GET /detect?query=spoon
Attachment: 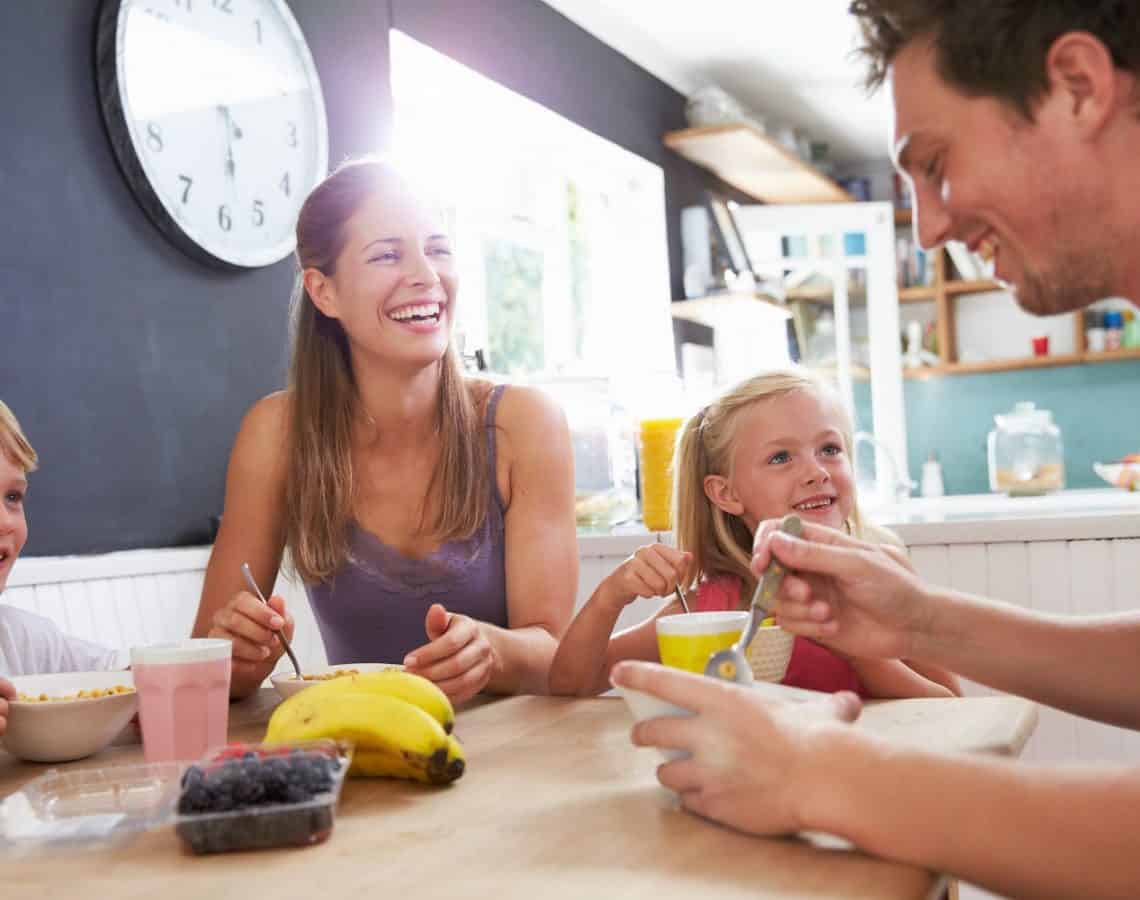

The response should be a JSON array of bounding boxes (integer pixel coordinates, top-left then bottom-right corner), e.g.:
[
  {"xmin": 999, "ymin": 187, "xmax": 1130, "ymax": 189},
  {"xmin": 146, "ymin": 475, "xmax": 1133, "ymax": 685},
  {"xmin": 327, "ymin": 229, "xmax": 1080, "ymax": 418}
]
[
  {"xmin": 704, "ymin": 514, "xmax": 803, "ymax": 684},
  {"xmin": 241, "ymin": 562, "xmax": 303, "ymax": 680},
  {"xmin": 673, "ymin": 582, "xmax": 691, "ymax": 614}
]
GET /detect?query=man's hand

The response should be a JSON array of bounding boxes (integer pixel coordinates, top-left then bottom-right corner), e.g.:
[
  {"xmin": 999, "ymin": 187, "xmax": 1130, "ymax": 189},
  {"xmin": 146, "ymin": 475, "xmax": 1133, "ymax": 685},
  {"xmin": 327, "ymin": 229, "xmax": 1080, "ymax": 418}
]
[
  {"xmin": 613, "ymin": 661, "xmax": 861, "ymax": 836},
  {"xmin": 752, "ymin": 520, "xmax": 929, "ymax": 661}
]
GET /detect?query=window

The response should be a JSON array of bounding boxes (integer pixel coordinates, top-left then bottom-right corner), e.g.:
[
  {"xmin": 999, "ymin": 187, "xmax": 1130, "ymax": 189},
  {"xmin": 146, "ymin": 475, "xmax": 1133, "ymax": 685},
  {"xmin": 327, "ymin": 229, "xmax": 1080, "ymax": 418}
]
[{"xmin": 389, "ymin": 31, "xmax": 674, "ymax": 382}]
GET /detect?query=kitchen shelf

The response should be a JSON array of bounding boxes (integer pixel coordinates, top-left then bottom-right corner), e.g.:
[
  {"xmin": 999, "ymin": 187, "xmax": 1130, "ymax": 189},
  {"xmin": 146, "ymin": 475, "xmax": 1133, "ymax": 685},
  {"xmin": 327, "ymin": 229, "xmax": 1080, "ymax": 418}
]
[
  {"xmin": 903, "ymin": 348, "xmax": 1140, "ymax": 379},
  {"xmin": 898, "ymin": 285, "xmax": 936, "ymax": 303},
  {"xmin": 663, "ymin": 124, "xmax": 854, "ymax": 205},
  {"xmin": 944, "ymin": 278, "xmax": 1003, "ymax": 296},
  {"xmin": 670, "ymin": 290, "xmax": 791, "ymax": 328}
]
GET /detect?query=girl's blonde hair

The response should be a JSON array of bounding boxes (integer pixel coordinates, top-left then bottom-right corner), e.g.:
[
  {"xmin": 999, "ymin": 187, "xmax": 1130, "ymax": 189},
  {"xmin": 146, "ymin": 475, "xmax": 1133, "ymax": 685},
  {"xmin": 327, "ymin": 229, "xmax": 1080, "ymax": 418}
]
[
  {"xmin": 0, "ymin": 400, "xmax": 38, "ymax": 473},
  {"xmin": 284, "ymin": 158, "xmax": 486, "ymax": 584},
  {"xmin": 672, "ymin": 369, "xmax": 864, "ymax": 598}
]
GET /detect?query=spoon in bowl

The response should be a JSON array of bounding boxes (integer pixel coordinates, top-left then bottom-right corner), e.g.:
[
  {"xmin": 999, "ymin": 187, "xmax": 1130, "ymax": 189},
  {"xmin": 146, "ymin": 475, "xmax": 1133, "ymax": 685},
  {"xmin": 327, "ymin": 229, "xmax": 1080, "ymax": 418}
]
[
  {"xmin": 241, "ymin": 562, "xmax": 303, "ymax": 680},
  {"xmin": 704, "ymin": 514, "xmax": 803, "ymax": 684}
]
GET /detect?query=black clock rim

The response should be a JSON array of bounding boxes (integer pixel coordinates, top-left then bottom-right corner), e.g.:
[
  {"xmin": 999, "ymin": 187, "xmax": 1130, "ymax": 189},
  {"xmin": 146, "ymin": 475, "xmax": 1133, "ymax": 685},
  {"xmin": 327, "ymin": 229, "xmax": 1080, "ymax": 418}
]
[{"xmin": 95, "ymin": 0, "xmax": 255, "ymax": 272}]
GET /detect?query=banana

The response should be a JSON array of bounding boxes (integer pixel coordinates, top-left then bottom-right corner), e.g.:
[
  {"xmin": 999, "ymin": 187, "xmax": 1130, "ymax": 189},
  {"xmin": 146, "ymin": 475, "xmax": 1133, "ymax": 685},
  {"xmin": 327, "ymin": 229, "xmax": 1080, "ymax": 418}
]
[
  {"xmin": 289, "ymin": 669, "xmax": 455, "ymax": 734},
  {"xmin": 264, "ymin": 692, "xmax": 466, "ymax": 785}
]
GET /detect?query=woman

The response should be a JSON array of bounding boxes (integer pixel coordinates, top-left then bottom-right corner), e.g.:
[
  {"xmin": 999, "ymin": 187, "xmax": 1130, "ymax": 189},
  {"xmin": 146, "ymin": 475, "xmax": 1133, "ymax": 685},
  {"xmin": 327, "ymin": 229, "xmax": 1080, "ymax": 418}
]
[{"xmin": 193, "ymin": 159, "xmax": 577, "ymax": 702}]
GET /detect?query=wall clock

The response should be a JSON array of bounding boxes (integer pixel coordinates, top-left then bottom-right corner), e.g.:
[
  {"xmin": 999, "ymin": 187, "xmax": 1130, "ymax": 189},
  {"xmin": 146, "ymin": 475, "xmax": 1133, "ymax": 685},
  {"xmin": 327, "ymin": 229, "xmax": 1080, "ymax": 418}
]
[{"xmin": 95, "ymin": 0, "xmax": 329, "ymax": 269}]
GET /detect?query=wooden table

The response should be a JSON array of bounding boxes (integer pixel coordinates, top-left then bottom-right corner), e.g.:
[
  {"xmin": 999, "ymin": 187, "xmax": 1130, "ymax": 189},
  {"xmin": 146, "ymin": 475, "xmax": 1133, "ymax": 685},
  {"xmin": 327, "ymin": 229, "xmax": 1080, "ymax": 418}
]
[{"xmin": 1, "ymin": 692, "xmax": 1037, "ymax": 900}]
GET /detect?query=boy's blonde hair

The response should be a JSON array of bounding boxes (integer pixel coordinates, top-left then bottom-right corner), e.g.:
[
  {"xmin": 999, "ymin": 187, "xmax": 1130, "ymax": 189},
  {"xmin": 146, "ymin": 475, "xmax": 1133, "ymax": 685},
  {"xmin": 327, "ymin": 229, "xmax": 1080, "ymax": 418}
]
[
  {"xmin": 672, "ymin": 369, "xmax": 864, "ymax": 599},
  {"xmin": 0, "ymin": 400, "xmax": 38, "ymax": 473}
]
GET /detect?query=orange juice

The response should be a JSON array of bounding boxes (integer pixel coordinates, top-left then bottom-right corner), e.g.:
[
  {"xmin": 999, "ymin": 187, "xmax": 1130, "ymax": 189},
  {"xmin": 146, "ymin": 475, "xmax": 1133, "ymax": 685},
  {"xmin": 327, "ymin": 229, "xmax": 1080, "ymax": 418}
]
[{"xmin": 638, "ymin": 417, "xmax": 684, "ymax": 531}]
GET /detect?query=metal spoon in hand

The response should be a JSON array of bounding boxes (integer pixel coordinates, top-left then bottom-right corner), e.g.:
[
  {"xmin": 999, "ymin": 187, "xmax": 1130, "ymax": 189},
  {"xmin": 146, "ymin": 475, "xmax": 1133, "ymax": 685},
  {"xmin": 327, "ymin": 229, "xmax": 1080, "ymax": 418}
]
[
  {"xmin": 704, "ymin": 514, "xmax": 803, "ymax": 684},
  {"xmin": 240, "ymin": 562, "xmax": 303, "ymax": 680}
]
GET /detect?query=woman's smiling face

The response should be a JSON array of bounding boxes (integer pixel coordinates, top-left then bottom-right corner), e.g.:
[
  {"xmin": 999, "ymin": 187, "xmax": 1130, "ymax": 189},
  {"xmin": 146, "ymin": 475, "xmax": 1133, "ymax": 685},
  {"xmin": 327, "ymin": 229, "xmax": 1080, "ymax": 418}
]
[{"xmin": 307, "ymin": 178, "xmax": 458, "ymax": 368}]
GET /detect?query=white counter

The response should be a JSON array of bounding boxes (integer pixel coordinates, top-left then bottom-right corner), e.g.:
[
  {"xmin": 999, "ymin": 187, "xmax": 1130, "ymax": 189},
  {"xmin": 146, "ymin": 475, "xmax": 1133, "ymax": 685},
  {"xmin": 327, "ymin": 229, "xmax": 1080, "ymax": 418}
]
[
  {"xmin": 868, "ymin": 488, "xmax": 1140, "ymax": 545},
  {"xmin": 577, "ymin": 488, "xmax": 1140, "ymax": 554}
]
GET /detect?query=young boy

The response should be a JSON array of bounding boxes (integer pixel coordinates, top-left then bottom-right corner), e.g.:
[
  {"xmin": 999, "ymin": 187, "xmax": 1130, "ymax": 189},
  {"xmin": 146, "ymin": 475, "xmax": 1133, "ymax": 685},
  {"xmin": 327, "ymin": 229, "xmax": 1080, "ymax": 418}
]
[{"xmin": 0, "ymin": 400, "xmax": 122, "ymax": 736}]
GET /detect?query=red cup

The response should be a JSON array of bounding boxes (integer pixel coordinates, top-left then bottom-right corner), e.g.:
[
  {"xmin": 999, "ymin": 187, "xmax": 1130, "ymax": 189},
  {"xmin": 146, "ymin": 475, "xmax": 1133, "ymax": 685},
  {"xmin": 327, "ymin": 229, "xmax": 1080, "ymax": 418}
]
[{"xmin": 1032, "ymin": 336, "xmax": 1049, "ymax": 356}]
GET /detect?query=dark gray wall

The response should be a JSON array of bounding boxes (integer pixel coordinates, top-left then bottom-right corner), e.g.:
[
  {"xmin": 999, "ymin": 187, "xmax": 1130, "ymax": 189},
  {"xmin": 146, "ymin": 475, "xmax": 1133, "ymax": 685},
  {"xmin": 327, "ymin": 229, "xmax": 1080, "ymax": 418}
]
[{"xmin": 1, "ymin": 0, "xmax": 714, "ymax": 556}]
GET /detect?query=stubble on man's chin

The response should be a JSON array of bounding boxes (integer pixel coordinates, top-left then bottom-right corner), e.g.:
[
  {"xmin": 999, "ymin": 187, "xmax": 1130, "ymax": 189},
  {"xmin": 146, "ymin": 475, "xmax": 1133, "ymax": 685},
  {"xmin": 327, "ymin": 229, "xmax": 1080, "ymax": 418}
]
[{"xmin": 1014, "ymin": 253, "xmax": 1115, "ymax": 317}]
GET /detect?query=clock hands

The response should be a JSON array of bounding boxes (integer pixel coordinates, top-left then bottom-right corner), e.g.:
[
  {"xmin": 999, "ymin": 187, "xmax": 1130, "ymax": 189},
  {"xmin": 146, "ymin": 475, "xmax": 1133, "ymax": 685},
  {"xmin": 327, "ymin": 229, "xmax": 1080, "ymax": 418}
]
[{"xmin": 218, "ymin": 104, "xmax": 243, "ymax": 181}]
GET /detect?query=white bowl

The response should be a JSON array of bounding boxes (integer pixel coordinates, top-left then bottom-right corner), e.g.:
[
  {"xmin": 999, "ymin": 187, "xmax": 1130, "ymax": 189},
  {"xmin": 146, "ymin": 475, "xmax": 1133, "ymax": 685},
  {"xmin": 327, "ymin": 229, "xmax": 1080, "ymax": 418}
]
[
  {"xmin": 4, "ymin": 671, "xmax": 138, "ymax": 763},
  {"xmin": 270, "ymin": 662, "xmax": 403, "ymax": 700},
  {"xmin": 1094, "ymin": 462, "xmax": 1140, "ymax": 491},
  {"xmin": 614, "ymin": 680, "xmax": 827, "ymax": 761}
]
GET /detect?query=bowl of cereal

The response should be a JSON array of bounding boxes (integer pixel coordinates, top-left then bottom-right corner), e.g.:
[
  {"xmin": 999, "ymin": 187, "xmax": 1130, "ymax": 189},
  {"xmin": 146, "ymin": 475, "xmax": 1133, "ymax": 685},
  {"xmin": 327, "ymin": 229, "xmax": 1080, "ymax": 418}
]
[
  {"xmin": 4, "ymin": 670, "xmax": 138, "ymax": 763},
  {"xmin": 270, "ymin": 662, "xmax": 403, "ymax": 701}
]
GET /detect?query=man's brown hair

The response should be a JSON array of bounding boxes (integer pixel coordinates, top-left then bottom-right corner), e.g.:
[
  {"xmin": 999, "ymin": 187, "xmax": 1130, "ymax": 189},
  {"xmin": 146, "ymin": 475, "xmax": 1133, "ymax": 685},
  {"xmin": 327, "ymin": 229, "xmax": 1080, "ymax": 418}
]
[{"xmin": 849, "ymin": 1, "xmax": 1139, "ymax": 117}]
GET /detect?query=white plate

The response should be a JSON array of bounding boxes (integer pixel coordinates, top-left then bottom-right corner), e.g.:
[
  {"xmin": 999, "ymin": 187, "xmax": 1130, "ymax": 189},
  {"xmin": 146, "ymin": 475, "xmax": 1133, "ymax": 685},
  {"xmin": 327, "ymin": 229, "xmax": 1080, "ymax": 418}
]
[
  {"xmin": 1093, "ymin": 462, "xmax": 1140, "ymax": 491},
  {"xmin": 270, "ymin": 662, "xmax": 403, "ymax": 700},
  {"xmin": 4, "ymin": 671, "xmax": 138, "ymax": 763}
]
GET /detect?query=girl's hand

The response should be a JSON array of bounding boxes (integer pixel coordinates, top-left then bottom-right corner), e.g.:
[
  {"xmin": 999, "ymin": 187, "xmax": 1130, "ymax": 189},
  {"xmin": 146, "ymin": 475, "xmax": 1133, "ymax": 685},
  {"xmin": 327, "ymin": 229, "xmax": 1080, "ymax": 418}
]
[
  {"xmin": 207, "ymin": 591, "xmax": 295, "ymax": 684},
  {"xmin": 601, "ymin": 544, "xmax": 692, "ymax": 611},
  {"xmin": 404, "ymin": 604, "xmax": 495, "ymax": 704},
  {"xmin": 0, "ymin": 677, "xmax": 14, "ymax": 737}
]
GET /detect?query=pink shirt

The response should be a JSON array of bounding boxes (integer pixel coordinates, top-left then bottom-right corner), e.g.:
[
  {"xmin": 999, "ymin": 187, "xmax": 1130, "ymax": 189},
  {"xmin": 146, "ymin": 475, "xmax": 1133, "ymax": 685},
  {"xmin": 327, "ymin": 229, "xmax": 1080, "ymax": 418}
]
[{"xmin": 696, "ymin": 575, "xmax": 866, "ymax": 697}]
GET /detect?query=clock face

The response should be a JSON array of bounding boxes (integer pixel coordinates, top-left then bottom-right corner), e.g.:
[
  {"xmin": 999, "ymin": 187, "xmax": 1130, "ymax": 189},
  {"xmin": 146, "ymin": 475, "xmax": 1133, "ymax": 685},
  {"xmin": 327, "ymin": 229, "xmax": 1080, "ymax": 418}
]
[{"xmin": 96, "ymin": 0, "xmax": 328, "ymax": 268}]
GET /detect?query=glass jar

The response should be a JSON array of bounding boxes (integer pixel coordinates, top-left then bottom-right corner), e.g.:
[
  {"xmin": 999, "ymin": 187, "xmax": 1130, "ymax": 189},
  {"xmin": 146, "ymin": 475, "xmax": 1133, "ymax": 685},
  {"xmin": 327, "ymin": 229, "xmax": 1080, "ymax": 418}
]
[
  {"xmin": 532, "ymin": 377, "xmax": 638, "ymax": 531},
  {"xmin": 987, "ymin": 401, "xmax": 1065, "ymax": 496}
]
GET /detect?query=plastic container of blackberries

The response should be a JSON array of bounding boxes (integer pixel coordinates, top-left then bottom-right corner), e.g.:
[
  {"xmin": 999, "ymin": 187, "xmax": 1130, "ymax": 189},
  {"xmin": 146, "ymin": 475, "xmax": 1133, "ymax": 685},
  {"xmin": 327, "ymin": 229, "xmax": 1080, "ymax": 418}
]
[
  {"xmin": 173, "ymin": 740, "xmax": 352, "ymax": 854},
  {"xmin": 0, "ymin": 740, "xmax": 353, "ymax": 857}
]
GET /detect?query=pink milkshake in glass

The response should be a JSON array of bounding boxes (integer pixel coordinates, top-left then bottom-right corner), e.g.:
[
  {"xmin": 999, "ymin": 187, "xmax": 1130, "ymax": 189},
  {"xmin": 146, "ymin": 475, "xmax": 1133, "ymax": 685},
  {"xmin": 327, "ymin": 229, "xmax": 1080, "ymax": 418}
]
[{"xmin": 131, "ymin": 639, "xmax": 232, "ymax": 762}]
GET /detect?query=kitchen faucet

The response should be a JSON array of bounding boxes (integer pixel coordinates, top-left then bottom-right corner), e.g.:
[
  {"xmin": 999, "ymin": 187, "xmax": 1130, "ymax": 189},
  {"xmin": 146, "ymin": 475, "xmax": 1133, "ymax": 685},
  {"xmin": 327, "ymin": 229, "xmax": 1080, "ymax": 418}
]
[{"xmin": 853, "ymin": 431, "xmax": 916, "ymax": 504}]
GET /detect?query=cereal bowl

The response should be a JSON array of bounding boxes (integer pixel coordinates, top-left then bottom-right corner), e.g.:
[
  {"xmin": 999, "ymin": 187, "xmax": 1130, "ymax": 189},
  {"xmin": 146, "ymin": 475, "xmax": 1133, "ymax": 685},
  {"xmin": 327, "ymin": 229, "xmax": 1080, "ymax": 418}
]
[
  {"xmin": 614, "ymin": 679, "xmax": 827, "ymax": 762},
  {"xmin": 4, "ymin": 670, "xmax": 138, "ymax": 763},
  {"xmin": 270, "ymin": 662, "xmax": 404, "ymax": 700}
]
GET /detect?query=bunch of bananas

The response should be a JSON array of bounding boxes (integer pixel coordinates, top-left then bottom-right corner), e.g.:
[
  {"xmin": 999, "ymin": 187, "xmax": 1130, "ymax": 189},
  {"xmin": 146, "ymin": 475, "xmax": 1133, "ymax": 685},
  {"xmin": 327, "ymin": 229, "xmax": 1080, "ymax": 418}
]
[{"xmin": 264, "ymin": 670, "xmax": 465, "ymax": 785}]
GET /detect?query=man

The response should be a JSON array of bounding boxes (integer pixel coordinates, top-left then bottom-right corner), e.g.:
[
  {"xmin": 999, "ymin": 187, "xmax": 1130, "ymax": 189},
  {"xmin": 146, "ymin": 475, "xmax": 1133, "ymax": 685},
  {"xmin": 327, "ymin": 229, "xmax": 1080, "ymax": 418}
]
[{"xmin": 613, "ymin": 4, "xmax": 1140, "ymax": 898}]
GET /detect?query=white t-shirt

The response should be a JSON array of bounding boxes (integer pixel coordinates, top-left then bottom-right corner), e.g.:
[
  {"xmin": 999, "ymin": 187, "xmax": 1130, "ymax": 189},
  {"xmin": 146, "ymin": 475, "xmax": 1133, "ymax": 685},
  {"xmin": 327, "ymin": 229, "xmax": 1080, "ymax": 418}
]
[{"xmin": 0, "ymin": 604, "xmax": 124, "ymax": 677}]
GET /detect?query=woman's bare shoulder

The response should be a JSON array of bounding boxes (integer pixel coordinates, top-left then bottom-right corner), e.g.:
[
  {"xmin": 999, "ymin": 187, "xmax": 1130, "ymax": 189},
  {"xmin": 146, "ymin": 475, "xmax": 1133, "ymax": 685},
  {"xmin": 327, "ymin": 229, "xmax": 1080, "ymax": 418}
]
[
  {"xmin": 494, "ymin": 383, "xmax": 566, "ymax": 428},
  {"xmin": 232, "ymin": 391, "xmax": 290, "ymax": 465}
]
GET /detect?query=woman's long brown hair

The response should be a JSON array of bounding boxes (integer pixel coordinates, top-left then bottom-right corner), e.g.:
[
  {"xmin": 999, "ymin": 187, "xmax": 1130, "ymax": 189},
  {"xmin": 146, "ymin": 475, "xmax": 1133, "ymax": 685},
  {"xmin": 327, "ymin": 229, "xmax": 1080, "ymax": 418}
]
[{"xmin": 285, "ymin": 159, "xmax": 487, "ymax": 584}]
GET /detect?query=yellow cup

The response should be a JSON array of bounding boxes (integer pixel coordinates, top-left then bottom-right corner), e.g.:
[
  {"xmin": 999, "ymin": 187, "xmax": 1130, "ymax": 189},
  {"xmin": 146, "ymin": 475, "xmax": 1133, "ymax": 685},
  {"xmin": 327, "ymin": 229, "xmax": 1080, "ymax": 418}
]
[
  {"xmin": 656, "ymin": 611, "xmax": 749, "ymax": 674},
  {"xmin": 639, "ymin": 417, "xmax": 684, "ymax": 532}
]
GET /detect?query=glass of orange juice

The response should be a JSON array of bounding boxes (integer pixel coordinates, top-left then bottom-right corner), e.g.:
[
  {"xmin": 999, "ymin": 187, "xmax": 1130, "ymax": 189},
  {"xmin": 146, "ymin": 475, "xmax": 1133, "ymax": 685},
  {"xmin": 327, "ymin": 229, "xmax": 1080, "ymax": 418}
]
[{"xmin": 638, "ymin": 416, "xmax": 684, "ymax": 532}]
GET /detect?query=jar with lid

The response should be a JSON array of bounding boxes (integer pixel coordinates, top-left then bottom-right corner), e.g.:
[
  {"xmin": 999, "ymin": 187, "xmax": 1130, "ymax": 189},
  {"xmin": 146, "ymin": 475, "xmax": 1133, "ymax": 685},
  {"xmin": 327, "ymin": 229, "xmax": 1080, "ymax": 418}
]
[{"xmin": 987, "ymin": 401, "xmax": 1065, "ymax": 496}]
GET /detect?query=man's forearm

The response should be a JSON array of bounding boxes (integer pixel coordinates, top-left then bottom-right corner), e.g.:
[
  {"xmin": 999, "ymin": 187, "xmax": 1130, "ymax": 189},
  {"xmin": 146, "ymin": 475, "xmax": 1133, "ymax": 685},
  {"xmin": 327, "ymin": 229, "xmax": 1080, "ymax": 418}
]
[
  {"xmin": 809, "ymin": 731, "xmax": 1140, "ymax": 899},
  {"xmin": 910, "ymin": 587, "xmax": 1140, "ymax": 728}
]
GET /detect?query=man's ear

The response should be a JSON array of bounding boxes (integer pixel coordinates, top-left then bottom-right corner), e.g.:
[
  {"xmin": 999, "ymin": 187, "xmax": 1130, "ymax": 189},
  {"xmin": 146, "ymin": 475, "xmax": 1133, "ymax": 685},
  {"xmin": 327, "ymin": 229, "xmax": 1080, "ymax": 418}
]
[
  {"xmin": 1042, "ymin": 32, "xmax": 1119, "ymax": 134},
  {"xmin": 703, "ymin": 474, "xmax": 744, "ymax": 516},
  {"xmin": 303, "ymin": 268, "xmax": 340, "ymax": 320}
]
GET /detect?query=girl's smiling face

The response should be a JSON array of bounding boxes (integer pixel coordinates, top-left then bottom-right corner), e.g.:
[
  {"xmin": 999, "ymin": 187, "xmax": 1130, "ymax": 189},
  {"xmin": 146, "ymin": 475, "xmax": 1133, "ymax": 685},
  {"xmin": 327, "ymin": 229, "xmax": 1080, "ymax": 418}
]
[
  {"xmin": 0, "ymin": 451, "xmax": 28, "ymax": 593},
  {"xmin": 704, "ymin": 389, "xmax": 855, "ymax": 534}
]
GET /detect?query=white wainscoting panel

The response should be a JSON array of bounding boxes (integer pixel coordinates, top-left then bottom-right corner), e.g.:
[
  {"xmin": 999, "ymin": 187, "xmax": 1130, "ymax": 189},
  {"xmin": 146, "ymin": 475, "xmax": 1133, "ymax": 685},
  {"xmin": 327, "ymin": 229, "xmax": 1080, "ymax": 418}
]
[{"xmin": 4, "ymin": 547, "xmax": 328, "ymax": 674}]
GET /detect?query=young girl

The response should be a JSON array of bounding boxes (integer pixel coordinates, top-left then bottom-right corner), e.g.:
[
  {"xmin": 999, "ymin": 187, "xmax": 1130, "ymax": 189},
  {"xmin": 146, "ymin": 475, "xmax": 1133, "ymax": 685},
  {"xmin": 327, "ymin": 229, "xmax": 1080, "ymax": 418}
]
[
  {"xmin": 548, "ymin": 369, "xmax": 960, "ymax": 698},
  {"xmin": 0, "ymin": 401, "xmax": 124, "ymax": 736}
]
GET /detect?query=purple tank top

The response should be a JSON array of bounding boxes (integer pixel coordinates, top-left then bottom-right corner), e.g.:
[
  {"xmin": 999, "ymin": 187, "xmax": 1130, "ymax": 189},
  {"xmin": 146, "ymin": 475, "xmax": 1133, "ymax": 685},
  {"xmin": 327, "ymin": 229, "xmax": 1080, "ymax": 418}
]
[{"xmin": 305, "ymin": 384, "xmax": 509, "ymax": 664}]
